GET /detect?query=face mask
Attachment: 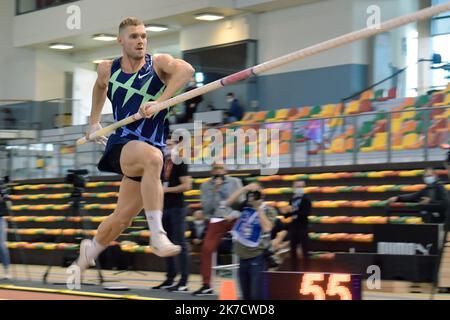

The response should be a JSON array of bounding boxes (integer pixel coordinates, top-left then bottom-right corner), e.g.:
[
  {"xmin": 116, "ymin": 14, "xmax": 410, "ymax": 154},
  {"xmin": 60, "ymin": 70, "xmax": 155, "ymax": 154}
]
[
  {"xmin": 294, "ymin": 188, "xmax": 304, "ymax": 196},
  {"xmin": 194, "ymin": 220, "xmax": 203, "ymax": 225},
  {"xmin": 214, "ymin": 174, "xmax": 225, "ymax": 181},
  {"xmin": 424, "ymin": 176, "xmax": 436, "ymax": 184},
  {"xmin": 227, "ymin": 98, "xmax": 233, "ymax": 104}
]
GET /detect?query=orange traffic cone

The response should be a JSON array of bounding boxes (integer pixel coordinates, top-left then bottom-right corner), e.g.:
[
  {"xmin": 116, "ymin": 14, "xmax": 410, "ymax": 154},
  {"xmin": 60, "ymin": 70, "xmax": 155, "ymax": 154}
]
[{"xmin": 219, "ymin": 280, "xmax": 238, "ymax": 300}]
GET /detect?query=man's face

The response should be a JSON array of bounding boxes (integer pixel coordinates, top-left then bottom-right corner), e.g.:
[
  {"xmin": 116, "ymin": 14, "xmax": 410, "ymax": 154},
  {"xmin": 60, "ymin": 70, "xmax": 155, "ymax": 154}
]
[
  {"xmin": 293, "ymin": 181, "xmax": 305, "ymax": 189},
  {"xmin": 211, "ymin": 167, "xmax": 226, "ymax": 177},
  {"xmin": 424, "ymin": 169, "xmax": 435, "ymax": 179},
  {"xmin": 193, "ymin": 211, "xmax": 204, "ymax": 221},
  {"xmin": 118, "ymin": 25, "xmax": 147, "ymax": 60}
]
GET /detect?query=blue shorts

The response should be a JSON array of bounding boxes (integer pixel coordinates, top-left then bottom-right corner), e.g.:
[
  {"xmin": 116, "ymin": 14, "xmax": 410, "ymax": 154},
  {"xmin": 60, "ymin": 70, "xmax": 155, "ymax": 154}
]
[{"xmin": 98, "ymin": 142, "xmax": 164, "ymax": 183}]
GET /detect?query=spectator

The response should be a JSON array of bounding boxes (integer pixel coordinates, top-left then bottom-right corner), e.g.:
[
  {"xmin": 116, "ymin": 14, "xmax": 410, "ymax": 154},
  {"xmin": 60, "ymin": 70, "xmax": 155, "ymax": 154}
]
[
  {"xmin": 192, "ymin": 163, "xmax": 244, "ymax": 296},
  {"xmin": 187, "ymin": 210, "xmax": 208, "ymax": 251},
  {"xmin": 388, "ymin": 167, "xmax": 449, "ymax": 224},
  {"xmin": 229, "ymin": 183, "xmax": 275, "ymax": 300},
  {"xmin": 0, "ymin": 190, "xmax": 11, "ymax": 280},
  {"xmin": 183, "ymin": 77, "xmax": 203, "ymax": 123},
  {"xmin": 285, "ymin": 180, "xmax": 311, "ymax": 271},
  {"xmin": 225, "ymin": 92, "xmax": 243, "ymax": 123},
  {"xmin": 153, "ymin": 135, "xmax": 193, "ymax": 292}
]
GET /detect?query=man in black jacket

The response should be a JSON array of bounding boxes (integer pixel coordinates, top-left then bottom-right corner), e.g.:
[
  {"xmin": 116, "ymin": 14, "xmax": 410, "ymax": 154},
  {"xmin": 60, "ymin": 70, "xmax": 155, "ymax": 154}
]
[
  {"xmin": 187, "ymin": 210, "xmax": 208, "ymax": 249},
  {"xmin": 388, "ymin": 167, "xmax": 448, "ymax": 224},
  {"xmin": 286, "ymin": 180, "xmax": 311, "ymax": 271},
  {"xmin": 0, "ymin": 181, "xmax": 11, "ymax": 279}
]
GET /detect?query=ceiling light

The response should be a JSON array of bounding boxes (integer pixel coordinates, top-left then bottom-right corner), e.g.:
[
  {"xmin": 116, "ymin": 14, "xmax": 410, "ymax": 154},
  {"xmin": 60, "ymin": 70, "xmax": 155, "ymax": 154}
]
[
  {"xmin": 92, "ymin": 34, "xmax": 116, "ymax": 41},
  {"xmin": 93, "ymin": 59, "xmax": 107, "ymax": 64},
  {"xmin": 145, "ymin": 24, "xmax": 168, "ymax": 32},
  {"xmin": 195, "ymin": 13, "xmax": 224, "ymax": 21},
  {"xmin": 49, "ymin": 43, "xmax": 74, "ymax": 50}
]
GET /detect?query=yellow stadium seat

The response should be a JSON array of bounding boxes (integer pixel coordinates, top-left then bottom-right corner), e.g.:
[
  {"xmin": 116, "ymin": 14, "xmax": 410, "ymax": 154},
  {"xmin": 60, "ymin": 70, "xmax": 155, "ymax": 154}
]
[
  {"xmin": 400, "ymin": 110, "xmax": 415, "ymax": 121},
  {"xmin": 325, "ymin": 138, "xmax": 345, "ymax": 154},
  {"xmin": 274, "ymin": 108, "xmax": 289, "ymax": 120},
  {"xmin": 402, "ymin": 133, "xmax": 423, "ymax": 150},
  {"xmin": 344, "ymin": 100, "xmax": 360, "ymax": 115},
  {"xmin": 328, "ymin": 117, "xmax": 344, "ymax": 128},
  {"xmin": 373, "ymin": 132, "xmax": 388, "ymax": 151},
  {"xmin": 391, "ymin": 119, "xmax": 403, "ymax": 132},
  {"xmin": 313, "ymin": 104, "xmax": 335, "ymax": 118}
]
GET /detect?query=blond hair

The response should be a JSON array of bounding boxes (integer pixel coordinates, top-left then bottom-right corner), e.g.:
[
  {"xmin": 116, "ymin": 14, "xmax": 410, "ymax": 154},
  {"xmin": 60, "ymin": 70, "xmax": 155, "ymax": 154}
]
[{"xmin": 119, "ymin": 17, "xmax": 144, "ymax": 33}]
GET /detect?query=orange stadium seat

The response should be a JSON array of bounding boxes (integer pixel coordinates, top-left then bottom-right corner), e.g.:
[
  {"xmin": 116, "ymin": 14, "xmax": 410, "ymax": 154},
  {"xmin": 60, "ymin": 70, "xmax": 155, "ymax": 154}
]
[{"xmin": 360, "ymin": 90, "xmax": 374, "ymax": 100}]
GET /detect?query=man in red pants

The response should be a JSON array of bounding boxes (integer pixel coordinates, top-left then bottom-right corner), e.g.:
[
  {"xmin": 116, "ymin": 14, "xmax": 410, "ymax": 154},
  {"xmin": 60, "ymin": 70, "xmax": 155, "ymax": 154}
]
[{"xmin": 192, "ymin": 163, "xmax": 244, "ymax": 296}]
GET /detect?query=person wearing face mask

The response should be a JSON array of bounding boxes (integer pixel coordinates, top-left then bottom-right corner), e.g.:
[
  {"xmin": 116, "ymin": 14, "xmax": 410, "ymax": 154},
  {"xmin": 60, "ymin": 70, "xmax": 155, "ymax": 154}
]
[
  {"xmin": 182, "ymin": 77, "xmax": 203, "ymax": 123},
  {"xmin": 228, "ymin": 183, "xmax": 275, "ymax": 300},
  {"xmin": 153, "ymin": 135, "xmax": 193, "ymax": 292},
  {"xmin": 0, "ymin": 187, "xmax": 11, "ymax": 280},
  {"xmin": 388, "ymin": 167, "xmax": 448, "ymax": 224},
  {"xmin": 193, "ymin": 163, "xmax": 244, "ymax": 296},
  {"xmin": 285, "ymin": 180, "xmax": 311, "ymax": 271},
  {"xmin": 225, "ymin": 92, "xmax": 244, "ymax": 123},
  {"xmin": 187, "ymin": 210, "xmax": 208, "ymax": 251}
]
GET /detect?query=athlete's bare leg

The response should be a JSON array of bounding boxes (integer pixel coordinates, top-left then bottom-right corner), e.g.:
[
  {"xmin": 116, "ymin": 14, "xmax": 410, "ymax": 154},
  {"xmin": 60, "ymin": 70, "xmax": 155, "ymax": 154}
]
[
  {"xmin": 120, "ymin": 141, "xmax": 180, "ymax": 257},
  {"xmin": 74, "ymin": 176, "xmax": 143, "ymax": 271},
  {"xmin": 95, "ymin": 176, "xmax": 143, "ymax": 245},
  {"xmin": 120, "ymin": 141, "xmax": 163, "ymax": 211}
]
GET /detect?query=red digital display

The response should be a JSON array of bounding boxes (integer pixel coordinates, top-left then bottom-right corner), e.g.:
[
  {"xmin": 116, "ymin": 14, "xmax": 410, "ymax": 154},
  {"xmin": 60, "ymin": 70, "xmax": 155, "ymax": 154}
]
[{"xmin": 263, "ymin": 272, "xmax": 361, "ymax": 300}]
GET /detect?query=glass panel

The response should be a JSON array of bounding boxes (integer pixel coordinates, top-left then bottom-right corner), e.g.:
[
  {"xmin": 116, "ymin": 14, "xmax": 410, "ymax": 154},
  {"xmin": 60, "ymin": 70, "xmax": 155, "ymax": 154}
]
[{"xmin": 17, "ymin": 0, "xmax": 79, "ymax": 15}]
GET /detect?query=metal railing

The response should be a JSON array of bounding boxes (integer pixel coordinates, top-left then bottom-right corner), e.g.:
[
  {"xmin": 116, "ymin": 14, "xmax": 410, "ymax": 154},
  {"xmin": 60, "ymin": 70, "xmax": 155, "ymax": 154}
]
[{"xmin": 1, "ymin": 104, "xmax": 448, "ymax": 180}]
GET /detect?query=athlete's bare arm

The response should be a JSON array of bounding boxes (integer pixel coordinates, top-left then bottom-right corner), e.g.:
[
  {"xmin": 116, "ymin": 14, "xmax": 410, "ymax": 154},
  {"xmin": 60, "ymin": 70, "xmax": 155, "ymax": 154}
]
[
  {"xmin": 86, "ymin": 60, "xmax": 112, "ymax": 144},
  {"xmin": 139, "ymin": 54, "xmax": 194, "ymax": 117},
  {"xmin": 90, "ymin": 60, "xmax": 112, "ymax": 124}
]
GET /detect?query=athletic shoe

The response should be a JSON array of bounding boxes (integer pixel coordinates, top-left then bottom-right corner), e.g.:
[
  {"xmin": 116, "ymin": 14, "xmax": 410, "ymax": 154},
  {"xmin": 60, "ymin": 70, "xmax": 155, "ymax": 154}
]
[
  {"xmin": 152, "ymin": 279, "xmax": 174, "ymax": 290},
  {"xmin": 151, "ymin": 232, "xmax": 181, "ymax": 257},
  {"xmin": 2, "ymin": 271, "xmax": 12, "ymax": 280},
  {"xmin": 168, "ymin": 284, "xmax": 189, "ymax": 293},
  {"xmin": 74, "ymin": 239, "xmax": 96, "ymax": 272},
  {"xmin": 192, "ymin": 285, "xmax": 215, "ymax": 296}
]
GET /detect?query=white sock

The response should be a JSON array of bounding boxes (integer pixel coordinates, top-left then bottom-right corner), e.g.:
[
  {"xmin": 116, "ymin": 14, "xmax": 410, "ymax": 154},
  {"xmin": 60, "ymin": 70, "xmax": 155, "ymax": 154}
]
[
  {"xmin": 86, "ymin": 238, "xmax": 106, "ymax": 260},
  {"xmin": 145, "ymin": 210, "xmax": 165, "ymax": 236}
]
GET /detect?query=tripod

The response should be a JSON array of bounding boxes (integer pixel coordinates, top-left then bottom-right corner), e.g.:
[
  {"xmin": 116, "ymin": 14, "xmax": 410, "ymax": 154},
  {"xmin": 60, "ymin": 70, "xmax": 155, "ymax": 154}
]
[{"xmin": 42, "ymin": 187, "xmax": 104, "ymax": 286}]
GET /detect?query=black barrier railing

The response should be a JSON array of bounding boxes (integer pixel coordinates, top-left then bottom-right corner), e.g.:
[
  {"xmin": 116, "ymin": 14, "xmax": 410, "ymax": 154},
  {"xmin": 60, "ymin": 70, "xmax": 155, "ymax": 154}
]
[{"xmin": 2, "ymin": 104, "xmax": 449, "ymax": 179}]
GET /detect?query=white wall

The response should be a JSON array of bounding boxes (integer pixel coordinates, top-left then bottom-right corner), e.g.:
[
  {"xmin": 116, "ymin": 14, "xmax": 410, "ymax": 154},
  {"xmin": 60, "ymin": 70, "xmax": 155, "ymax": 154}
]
[
  {"xmin": 13, "ymin": 0, "xmax": 231, "ymax": 47},
  {"xmin": 257, "ymin": 0, "xmax": 366, "ymax": 75},
  {"xmin": 72, "ymin": 33, "xmax": 181, "ymax": 63},
  {"xmin": 0, "ymin": 0, "xmax": 36, "ymax": 100},
  {"xmin": 180, "ymin": 14, "xmax": 257, "ymax": 51}
]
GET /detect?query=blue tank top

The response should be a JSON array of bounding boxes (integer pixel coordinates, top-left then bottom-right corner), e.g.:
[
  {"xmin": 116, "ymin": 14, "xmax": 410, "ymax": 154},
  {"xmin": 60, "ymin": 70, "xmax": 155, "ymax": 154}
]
[{"xmin": 105, "ymin": 54, "xmax": 168, "ymax": 152}]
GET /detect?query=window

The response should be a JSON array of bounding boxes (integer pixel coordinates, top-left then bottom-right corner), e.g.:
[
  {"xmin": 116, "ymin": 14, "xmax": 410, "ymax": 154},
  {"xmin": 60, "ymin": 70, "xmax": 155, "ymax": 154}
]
[
  {"xmin": 16, "ymin": 0, "xmax": 78, "ymax": 15},
  {"xmin": 431, "ymin": 34, "xmax": 450, "ymax": 89}
]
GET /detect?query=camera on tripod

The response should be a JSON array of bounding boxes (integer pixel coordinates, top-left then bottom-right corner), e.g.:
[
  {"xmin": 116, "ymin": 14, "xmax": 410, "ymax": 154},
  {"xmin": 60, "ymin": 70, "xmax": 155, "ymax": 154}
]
[{"xmin": 65, "ymin": 169, "xmax": 89, "ymax": 206}]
